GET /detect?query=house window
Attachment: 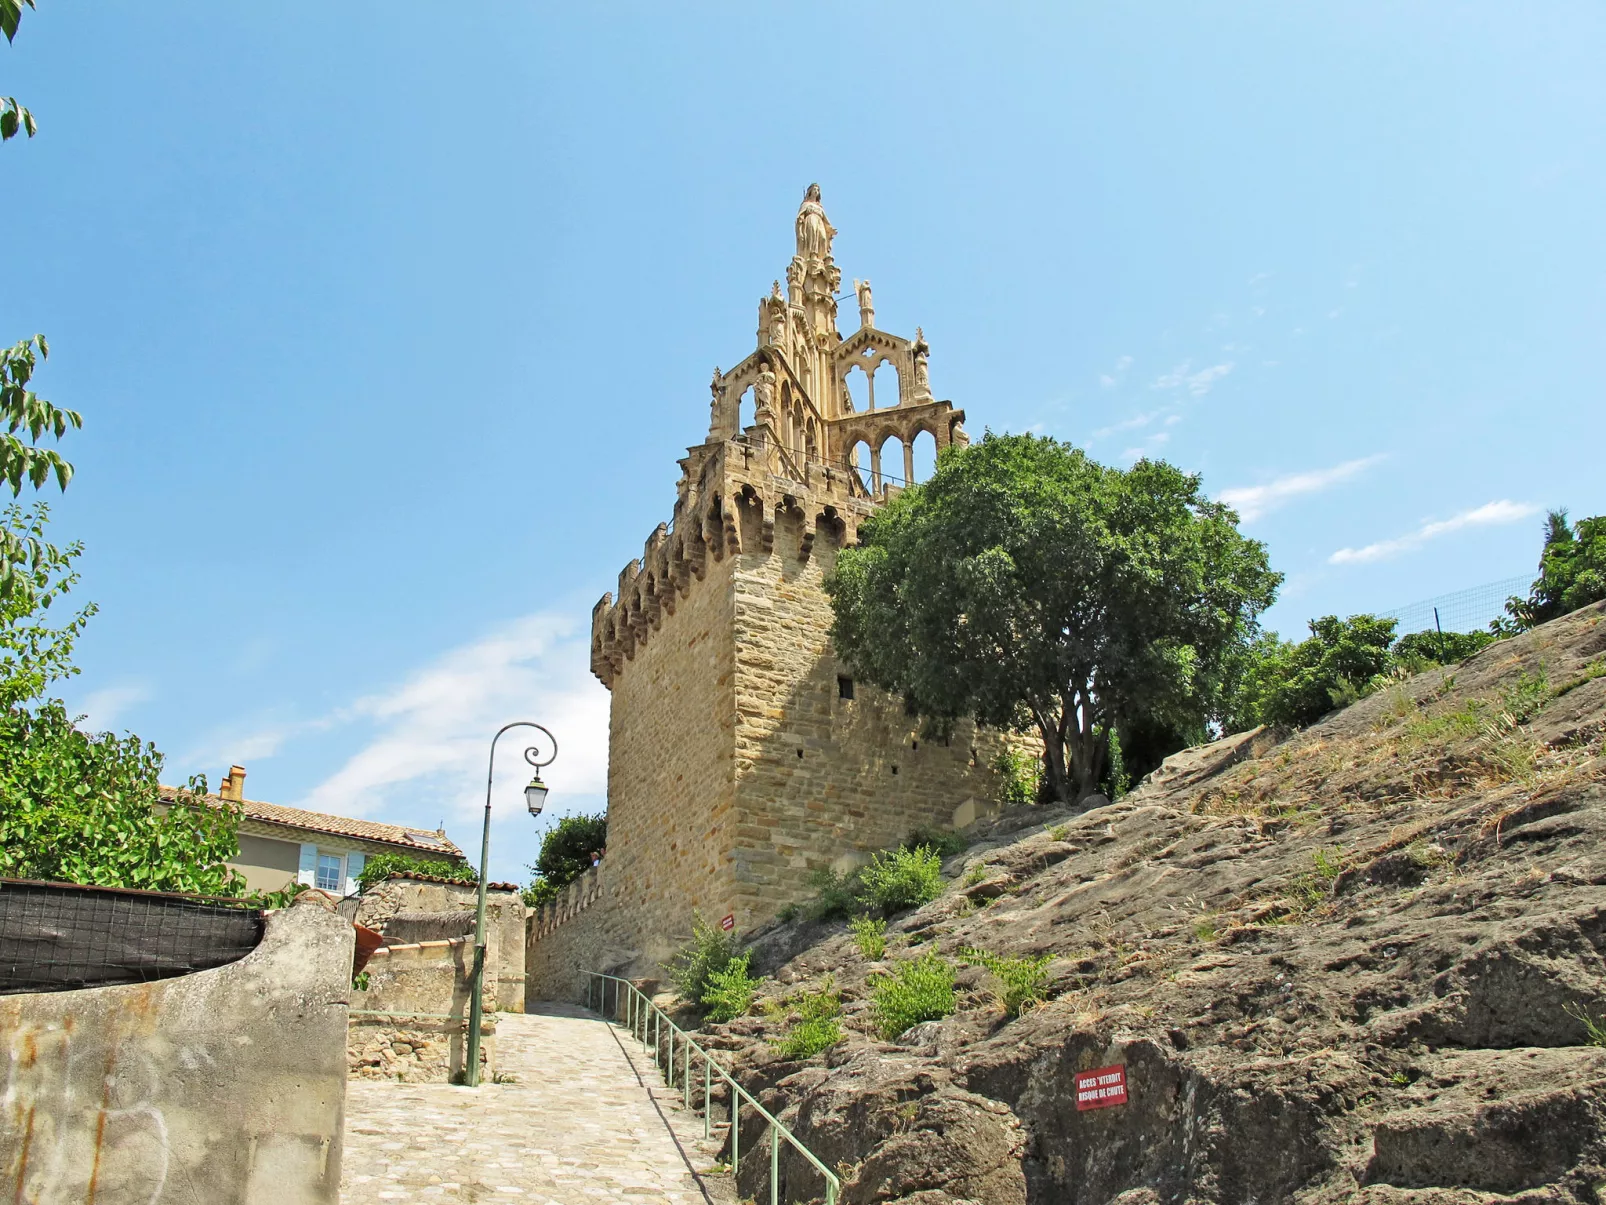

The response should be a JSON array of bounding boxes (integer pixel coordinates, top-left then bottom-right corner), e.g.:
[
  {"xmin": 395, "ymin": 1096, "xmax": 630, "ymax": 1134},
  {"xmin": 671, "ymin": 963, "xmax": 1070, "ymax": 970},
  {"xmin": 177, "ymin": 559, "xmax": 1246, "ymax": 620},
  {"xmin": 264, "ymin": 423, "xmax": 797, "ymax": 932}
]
[
  {"xmin": 316, "ymin": 853, "xmax": 344, "ymax": 892},
  {"xmin": 837, "ymin": 676, "xmax": 854, "ymax": 700}
]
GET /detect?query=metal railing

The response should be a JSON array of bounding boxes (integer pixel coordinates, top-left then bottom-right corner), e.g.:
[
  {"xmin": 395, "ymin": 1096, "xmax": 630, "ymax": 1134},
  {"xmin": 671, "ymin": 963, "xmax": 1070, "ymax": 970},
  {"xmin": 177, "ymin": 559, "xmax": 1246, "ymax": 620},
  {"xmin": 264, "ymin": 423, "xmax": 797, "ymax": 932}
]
[{"xmin": 584, "ymin": 971, "xmax": 840, "ymax": 1205}]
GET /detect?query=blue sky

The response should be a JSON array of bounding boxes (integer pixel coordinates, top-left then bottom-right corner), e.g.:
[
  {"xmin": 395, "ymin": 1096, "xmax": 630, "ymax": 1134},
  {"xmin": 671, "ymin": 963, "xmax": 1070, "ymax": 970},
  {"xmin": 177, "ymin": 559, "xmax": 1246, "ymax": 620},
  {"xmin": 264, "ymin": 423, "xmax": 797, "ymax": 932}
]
[{"xmin": 6, "ymin": 4, "xmax": 1603, "ymax": 884}]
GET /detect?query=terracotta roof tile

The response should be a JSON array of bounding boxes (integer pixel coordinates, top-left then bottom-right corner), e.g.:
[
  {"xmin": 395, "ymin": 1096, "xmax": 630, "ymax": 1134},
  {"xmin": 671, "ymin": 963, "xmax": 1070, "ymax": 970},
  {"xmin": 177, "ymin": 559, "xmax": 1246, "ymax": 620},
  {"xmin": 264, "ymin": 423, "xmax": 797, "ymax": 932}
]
[{"xmin": 158, "ymin": 787, "xmax": 465, "ymax": 859}]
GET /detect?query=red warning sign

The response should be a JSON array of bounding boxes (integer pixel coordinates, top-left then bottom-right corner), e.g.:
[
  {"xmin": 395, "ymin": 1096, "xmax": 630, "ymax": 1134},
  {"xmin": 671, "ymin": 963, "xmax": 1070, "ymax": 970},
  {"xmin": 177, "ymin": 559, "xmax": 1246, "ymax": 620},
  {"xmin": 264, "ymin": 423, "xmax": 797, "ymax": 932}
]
[
  {"xmin": 720, "ymin": 913, "xmax": 735, "ymax": 932},
  {"xmin": 1075, "ymin": 1064, "xmax": 1128, "ymax": 1110}
]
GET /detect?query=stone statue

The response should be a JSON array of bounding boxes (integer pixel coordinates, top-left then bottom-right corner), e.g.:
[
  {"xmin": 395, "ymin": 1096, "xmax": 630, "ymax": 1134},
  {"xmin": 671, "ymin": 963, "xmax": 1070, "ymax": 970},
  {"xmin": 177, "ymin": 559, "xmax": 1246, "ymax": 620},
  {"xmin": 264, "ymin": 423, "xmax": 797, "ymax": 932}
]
[
  {"xmin": 754, "ymin": 364, "xmax": 777, "ymax": 425},
  {"xmin": 768, "ymin": 298, "xmax": 788, "ymax": 348},
  {"xmin": 795, "ymin": 183, "xmax": 835, "ymax": 261},
  {"xmin": 855, "ymin": 278, "xmax": 875, "ymax": 329},
  {"xmin": 709, "ymin": 367, "xmax": 724, "ymax": 427},
  {"xmin": 912, "ymin": 328, "xmax": 932, "ymax": 400}
]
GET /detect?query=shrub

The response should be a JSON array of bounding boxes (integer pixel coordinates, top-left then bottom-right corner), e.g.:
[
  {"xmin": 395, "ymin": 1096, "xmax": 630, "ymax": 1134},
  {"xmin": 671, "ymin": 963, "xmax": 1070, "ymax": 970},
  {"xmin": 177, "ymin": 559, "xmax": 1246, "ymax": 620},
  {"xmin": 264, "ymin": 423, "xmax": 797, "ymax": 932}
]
[
  {"xmin": 701, "ymin": 954, "xmax": 758, "ymax": 1023},
  {"xmin": 870, "ymin": 952, "xmax": 957, "ymax": 1039},
  {"xmin": 850, "ymin": 915, "xmax": 887, "ymax": 960},
  {"xmin": 904, "ymin": 824, "xmax": 967, "ymax": 858},
  {"xmin": 860, "ymin": 845, "xmax": 944, "ymax": 915},
  {"xmin": 357, "ymin": 852, "xmax": 475, "ymax": 893},
  {"xmin": 805, "ymin": 866, "xmax": 862, "ymax": 922},
  {"xmin": 772, "ymin": 984, "xmax": 843, "ymax": 1059},
  {"xmin": 1394, "ymin": 628, "xmax": 1498, "ymax": 669},
  {"xmin": 1229, "ymin": 614, "xmax": 1398, "ymax": 729},
  {"xmin": 667, "ymin": 913, "xmax": 737, "ymax": 1006},
  {"xmin": 959, "ymin": 948, "xmax": 1053, "ymax": 1017},
  {"xmin": 992, "ymin": 748, "xmax": 1041, "ymax": 805}
]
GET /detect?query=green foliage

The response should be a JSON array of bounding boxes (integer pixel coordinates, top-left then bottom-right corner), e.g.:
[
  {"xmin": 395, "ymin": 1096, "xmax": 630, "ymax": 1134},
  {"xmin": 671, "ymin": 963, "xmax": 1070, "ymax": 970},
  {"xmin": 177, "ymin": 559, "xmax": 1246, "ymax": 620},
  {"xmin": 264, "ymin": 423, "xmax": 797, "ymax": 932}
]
[
  {"xmin": 0, "ymin": 341, "xmax": 80, "ymax": 604},
  {"xmin": 860, "ymin": 845, "xmax": 944, "ymax": 916},
  {"xmin": 668, "ymin": 912, "xmax": 738, "ymax": 1008},
  {"xmin": 2, "ymin": 0, "xmax": 39, "ymax": 143},
  {"xmin": 1225, "ymin": 614, "xmax": 1398, "ymax": 730},
  {"xmin": 958, "ymin": 948, "xmax": 1053, "ymax": 1017},
  {"xmin": 357, "ymin": 852, "xmax": 474, "ymax": 893},
  {"xmin": 701, "ymin": 953, "xmax": 758, "ymax": 1023},
  {"xmin": 1101, "ymin": 726, "xmax": 1130, "ymax": 799},
  {"xmin": 0, "ymin": 709, "xmax": 248, "ymax": 893},
  {"xmin": 1564, "ymin": 1001, "xmax": 1606, "ymax": 1048},
  {"xmin": 525, "ymin": 811, "xmax": 606, "ymax": 905},
  {"xmin": 1502, "ymin": 511, "xmax": 1606, "ymax": 631},
  {"xmin": 1394, "ymin": 628, "xmax": 1498, "ymax": 670},
  {"xmin": 771, "ymin": 983, "xmax": 843, "ymax": 1059},
  {"xmin": 903, "ymin": 824, "xmax": 967, "ymax": 858},
  {"xmin": 991, "ymin": 748, "xmax": 1041, "ymax": 805},
  {"xmin": 870, "ymin": 952, "xmax": 957, "ymax": 1039},
  {"xmin": 826, "ymin": 433, "xmax": 1281, "ymax": 802},
  {"xmin": 849, "ymin": 914, "xmax": 887, "ymax": 960},
  {"xmin": 804, "ymin": 865, "xmax": 862, "ymax": 922}
]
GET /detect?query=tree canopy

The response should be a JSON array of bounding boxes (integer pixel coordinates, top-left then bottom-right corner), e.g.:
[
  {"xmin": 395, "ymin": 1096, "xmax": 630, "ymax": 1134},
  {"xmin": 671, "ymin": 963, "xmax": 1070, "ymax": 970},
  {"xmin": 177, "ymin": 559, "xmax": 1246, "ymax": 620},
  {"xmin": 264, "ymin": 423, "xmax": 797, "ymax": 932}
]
[
  {"xmin": 1502, "ymin": 510, "xmax": 1606, "ymax": 631},
  {"xmin": 826, "ymin": 433, "xmax": 1281, "ymax": 802},
  {"xmin": 524, "ymin": 812, "xmax": 607, "ymax": 906}
]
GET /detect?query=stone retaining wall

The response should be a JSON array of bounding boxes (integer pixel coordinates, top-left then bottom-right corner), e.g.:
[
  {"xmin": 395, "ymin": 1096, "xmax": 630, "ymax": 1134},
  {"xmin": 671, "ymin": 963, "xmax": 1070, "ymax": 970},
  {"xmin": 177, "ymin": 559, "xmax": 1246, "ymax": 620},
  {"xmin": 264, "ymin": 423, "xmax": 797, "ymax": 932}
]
[{"xmin": 347, "ymin": 1013, "xmax": 495, "ymax": 1083}]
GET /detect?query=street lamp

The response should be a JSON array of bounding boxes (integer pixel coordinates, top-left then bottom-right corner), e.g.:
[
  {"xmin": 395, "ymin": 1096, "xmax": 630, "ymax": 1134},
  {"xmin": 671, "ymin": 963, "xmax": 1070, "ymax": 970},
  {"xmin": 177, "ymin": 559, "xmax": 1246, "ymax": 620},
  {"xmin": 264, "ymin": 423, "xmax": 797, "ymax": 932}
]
[{"xmin": 466, "ymin": 721, "xmax": 557, "ymax": 1087}]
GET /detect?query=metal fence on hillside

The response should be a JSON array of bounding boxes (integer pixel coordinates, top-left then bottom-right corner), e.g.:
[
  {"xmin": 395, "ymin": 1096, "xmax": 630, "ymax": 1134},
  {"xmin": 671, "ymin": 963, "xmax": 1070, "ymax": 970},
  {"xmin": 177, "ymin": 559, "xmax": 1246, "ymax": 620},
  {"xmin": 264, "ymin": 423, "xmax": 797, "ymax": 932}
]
[{"xmin": 1378, "ymin": 574, "xmax": 1532, "ymax": 635}]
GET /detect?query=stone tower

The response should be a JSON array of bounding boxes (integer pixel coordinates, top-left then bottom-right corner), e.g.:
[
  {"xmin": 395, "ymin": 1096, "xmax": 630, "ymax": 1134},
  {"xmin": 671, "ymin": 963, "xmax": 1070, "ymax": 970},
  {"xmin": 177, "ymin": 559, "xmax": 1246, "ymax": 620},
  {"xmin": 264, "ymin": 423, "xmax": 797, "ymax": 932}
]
[{"xmin": 589, "ymin": 187, "xmax": 1015, "ymax": 961}]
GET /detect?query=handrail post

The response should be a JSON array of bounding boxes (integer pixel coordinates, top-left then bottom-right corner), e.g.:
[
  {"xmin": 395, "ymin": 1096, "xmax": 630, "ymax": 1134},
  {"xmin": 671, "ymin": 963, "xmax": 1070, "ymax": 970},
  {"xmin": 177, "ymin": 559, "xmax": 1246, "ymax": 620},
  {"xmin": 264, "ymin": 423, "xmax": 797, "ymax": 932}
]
[
  {"xmin": 732, "ymin": 1091, "xmax": 739, "ymax": 1176},
  {"xmin": 703, "ymin": 1055, "xmax": 711, "ymax": 1141},
  {"xmin": 771, "ymin": 1124, "xmax": 780, "ymax": 1205},
  {"xmin": 683, "ymin": 1040, "xmax": 691, "ymax": 1109}
]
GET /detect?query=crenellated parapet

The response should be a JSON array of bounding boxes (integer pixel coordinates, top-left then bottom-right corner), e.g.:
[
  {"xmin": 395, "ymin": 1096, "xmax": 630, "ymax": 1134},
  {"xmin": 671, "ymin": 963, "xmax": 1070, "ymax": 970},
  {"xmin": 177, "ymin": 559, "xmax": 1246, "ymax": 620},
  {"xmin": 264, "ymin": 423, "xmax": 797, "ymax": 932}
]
[{"xmin": 589, "ymin": 434, "xmax": 875, "ymax": 689}]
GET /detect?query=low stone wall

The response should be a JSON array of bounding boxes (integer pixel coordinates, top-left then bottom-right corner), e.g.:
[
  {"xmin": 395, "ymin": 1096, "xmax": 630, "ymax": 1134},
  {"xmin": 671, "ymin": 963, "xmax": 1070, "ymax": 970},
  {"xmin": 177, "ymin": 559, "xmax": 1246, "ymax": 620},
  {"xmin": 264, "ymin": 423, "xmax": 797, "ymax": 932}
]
[
  {"xmin": 0, "ymin": 892, "xmax": 352, "ymax": 1205},
  {"xmin": 352, "ymin": 935, "xmax": 473, "ymax": 1017},
  {"xmin": 354, "ymin": 876, "xmax": 527, "ymax": 1013},
  {"xmin": 525, "ymin": 863, "xmax": 648, "ymax": 1004},
  {"xmin": 348, "ymin": 1013, "xmax": 495, "ymax": 1083}
]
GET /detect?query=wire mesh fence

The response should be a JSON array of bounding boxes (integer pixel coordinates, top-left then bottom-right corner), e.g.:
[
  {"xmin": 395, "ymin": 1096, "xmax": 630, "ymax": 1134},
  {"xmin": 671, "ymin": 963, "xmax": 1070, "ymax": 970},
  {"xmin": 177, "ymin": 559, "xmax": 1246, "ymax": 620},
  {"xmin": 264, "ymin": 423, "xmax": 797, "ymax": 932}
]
[
  {"xmin": 0, "ymin": 878, "xmax": 265, "ymax": 995},
  {"xmin": 1378, "ymin": 574, "xmax": 1533, "ymax": 636}
]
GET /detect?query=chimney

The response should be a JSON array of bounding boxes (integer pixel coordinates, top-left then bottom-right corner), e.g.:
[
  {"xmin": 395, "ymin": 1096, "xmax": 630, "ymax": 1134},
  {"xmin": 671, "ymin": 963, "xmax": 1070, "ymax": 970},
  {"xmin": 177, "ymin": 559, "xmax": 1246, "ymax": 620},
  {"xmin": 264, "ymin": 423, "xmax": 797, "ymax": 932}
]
[{"xmin": 221, "ymin": 765, "xmax": 247, "ymax": 802}]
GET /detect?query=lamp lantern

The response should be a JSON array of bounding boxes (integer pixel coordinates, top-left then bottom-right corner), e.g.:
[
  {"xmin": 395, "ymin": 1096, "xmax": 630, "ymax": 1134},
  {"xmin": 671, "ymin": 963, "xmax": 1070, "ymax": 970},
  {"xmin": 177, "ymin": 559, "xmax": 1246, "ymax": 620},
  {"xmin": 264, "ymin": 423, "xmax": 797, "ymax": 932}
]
[{"xmin": 524, "ymin": 774, "xmax": 549, "ymax": 817}]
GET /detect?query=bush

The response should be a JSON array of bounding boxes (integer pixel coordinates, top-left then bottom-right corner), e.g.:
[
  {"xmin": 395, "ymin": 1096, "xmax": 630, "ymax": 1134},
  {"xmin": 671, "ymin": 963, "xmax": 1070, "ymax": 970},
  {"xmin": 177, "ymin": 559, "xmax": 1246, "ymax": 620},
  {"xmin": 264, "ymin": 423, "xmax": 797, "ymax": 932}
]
[
  {"xmin": 1394, "ymin": 628, "xmax": 1498, "ymax": 669},
  {"xmin": 870, "ymin": 952, "xmax": 957, "ymax": 1039},
  {"xmin": 991, "ymin": 748, "xmax": 1041, "ymax": 805},
  {"xmin": 667, "ymin": 913, "xmax": 738, "ymax": 1006},
  {"xmin": 850, "ymin": 915, "xmax": 887, "ymax": 960},
  {"xmin": 904, "ymin": 824, "xmax": 968, "ymax": 858},
  {"xmin": 860, "ymin": 845, "xmax": 945, "ymax": 916},
  {"xmin": 701, "ymin": 953, "xmax": 758, "ymax": 1023},
  {"xmin": 357, "ymin": 852, "xmax": 475, "ymax": 893},
  {"xmin": 959, "ymin": 948, "xmax": 1053, "ymax": 1017},
  {"xmin": 771, "ymin": 984, "xmax": 842, "ymax": 1059},
  {"xmin": 1229, "ymin": 614, "xmax": 1398, "ymax": 730},
  {"xmin": 805, "ymin": 865, "xmax": 862, "ymax": 922}
]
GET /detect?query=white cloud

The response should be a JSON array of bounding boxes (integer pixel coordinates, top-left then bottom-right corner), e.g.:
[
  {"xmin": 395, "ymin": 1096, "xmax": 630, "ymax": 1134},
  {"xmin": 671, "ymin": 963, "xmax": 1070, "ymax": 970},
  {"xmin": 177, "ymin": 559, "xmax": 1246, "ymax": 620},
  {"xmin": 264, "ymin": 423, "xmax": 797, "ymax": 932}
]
[
  {"xmin": 1152, "ymin": 360, "xmax": 1234, "ymax": 396},
  {"xmin": 1091, "ymin": 409, "xmax": 1161, "ymax": 440},
  {"xmin": 1097, "ymin": 355, "xmax": 1134, "ymax": 388},
  {"xmin": 78, "ymin": 683, "xmax": 152, "ymax": 731},
  {"xmin": 1329, "ymin": 500, "xmax": 1539, "ymax": 565},
  {"xmin": 1219, "ymin": 454, "xmax": 1387, "ymax": 523},
  {"xmin": 294, "ymin": 612, "xmax": 609, "ymax": 823}
]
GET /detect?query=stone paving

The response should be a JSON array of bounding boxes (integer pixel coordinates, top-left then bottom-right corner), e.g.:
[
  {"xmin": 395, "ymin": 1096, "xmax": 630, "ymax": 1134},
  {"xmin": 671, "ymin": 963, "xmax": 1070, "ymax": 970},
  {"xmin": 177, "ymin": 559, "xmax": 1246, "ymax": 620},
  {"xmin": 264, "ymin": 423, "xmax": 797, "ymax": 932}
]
[{"xmin": 340, "ymin": 1002, "xmax": 733, "ymax": 1204}]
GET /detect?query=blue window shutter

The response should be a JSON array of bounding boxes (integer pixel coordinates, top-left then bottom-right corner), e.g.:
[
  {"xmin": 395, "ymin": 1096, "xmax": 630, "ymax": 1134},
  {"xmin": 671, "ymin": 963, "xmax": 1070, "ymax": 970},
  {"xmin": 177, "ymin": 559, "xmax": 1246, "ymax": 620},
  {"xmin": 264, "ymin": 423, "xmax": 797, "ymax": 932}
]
[{"xmin": 298, "ymin": 842, "xmax": 318, "ymax": 886}]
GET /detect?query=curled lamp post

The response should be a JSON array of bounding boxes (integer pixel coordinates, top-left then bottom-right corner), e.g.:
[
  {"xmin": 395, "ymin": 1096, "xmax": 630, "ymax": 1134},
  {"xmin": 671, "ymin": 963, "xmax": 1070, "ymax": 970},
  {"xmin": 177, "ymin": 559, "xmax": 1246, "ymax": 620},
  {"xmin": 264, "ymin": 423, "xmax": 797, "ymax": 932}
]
[{"xmin": 465, "ymin": 720, "xmax": 556, "ymax": 1086}]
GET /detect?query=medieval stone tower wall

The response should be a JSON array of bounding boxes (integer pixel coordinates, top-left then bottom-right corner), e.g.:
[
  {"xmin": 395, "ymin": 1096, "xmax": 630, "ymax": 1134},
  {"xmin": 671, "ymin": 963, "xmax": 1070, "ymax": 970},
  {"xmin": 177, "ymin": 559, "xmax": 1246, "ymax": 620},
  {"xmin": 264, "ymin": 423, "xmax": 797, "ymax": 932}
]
[{"xmin": 559, "ymin": 187, "xmax": 1025, "ymax": 970}]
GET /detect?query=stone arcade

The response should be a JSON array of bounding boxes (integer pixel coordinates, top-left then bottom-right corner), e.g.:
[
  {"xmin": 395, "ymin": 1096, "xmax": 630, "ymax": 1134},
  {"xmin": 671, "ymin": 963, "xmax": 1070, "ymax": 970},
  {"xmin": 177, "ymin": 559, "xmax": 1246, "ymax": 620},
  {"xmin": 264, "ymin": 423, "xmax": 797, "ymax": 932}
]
[{"xmin": 532, "ymin": 188, "xmax": 1023, "ymax": 988}]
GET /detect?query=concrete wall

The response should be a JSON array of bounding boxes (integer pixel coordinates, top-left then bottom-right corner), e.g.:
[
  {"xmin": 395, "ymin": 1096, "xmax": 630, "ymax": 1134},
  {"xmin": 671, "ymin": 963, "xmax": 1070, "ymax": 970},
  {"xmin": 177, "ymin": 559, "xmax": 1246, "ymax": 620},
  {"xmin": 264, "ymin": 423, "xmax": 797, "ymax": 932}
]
[
  {"xmin": 0, "ymin": 892, "xmax": 353, "ymax": 1205},
  {"xmin": 351, "ymin": 936, "xmax": 473, "ymax": 1017}
]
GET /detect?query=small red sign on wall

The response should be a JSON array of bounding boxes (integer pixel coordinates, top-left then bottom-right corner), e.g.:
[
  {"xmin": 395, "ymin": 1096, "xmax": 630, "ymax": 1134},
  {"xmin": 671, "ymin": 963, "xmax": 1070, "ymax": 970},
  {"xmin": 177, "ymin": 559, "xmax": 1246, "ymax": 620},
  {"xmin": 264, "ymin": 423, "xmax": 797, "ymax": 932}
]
[
  {"xmin": 1075, "ymin": 1064, "xmax": 1128, "ymax": 1110},
  {"xmin": 720, "ymin": 913, "xmax": 735, "ymax": 932}
]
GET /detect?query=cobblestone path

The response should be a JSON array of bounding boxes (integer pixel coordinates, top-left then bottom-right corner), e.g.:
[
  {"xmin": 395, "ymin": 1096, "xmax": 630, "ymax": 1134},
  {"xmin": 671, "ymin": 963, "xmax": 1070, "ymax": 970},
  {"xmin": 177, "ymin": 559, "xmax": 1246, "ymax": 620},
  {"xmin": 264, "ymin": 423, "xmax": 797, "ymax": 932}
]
[{"xmin": 341, "ymin": 1002, "xmax": 732, "ymax": 1204}]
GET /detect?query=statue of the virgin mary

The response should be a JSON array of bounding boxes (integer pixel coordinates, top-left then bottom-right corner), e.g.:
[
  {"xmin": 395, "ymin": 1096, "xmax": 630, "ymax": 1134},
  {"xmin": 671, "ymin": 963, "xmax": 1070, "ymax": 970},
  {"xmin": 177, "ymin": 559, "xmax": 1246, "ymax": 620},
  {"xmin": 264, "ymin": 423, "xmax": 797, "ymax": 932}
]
[{"xmin": 795, "ymin": 183, "xmax": 835, "ymax": 261}]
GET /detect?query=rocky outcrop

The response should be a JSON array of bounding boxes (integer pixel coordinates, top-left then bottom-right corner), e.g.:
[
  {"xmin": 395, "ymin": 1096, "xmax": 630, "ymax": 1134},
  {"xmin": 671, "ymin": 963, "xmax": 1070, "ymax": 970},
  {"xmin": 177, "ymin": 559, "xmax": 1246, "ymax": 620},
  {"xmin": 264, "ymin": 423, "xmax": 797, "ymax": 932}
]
[{"xmin": 698, "ymin": 602, "xmax": 1606, "ymax": 1202}]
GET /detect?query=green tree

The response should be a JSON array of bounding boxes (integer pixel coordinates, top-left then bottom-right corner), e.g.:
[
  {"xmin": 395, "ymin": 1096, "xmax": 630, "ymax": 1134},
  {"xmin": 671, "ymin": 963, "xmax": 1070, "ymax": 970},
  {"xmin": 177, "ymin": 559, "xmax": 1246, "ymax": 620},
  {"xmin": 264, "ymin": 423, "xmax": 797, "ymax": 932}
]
[
  {"xmin": 826, "ymin": 434, "xmax": 1280, "ymax": 802},
  {"xmin": 524, "ymin": 811, "xmax": 606, "ymax": 906},
  {"xmin": 1502, "ymin": 510, "xmax": 1606, "ymax": 631},
  {"xmin": 1393, "ymin": 627, "xmax": 1498, "ymax": 669},
  {"xmin": 1225, "ymin": 614, "xmax": 1397, "ymax": 731},
  {"xmin": 0, "ymin": 506, "xmax": 250, "ymax": 893}
]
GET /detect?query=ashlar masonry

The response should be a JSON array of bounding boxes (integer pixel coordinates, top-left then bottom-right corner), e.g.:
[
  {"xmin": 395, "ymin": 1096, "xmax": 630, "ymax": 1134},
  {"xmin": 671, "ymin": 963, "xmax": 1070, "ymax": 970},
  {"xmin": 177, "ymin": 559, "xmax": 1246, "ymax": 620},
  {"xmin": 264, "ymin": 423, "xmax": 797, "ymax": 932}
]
[{"xmin": 584, "ymin": 186, "xmax": 1021, "ymax": 966}]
